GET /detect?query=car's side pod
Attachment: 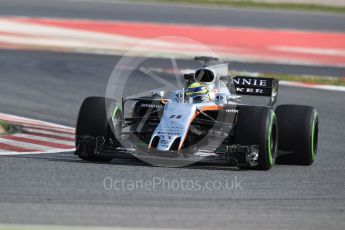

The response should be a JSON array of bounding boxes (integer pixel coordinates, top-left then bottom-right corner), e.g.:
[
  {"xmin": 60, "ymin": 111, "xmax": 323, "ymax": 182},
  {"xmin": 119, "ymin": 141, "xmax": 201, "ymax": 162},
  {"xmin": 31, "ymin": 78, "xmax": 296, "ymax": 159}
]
[{"xmin": 230, "ymin": 76, "xmax": 279, "ymax": 106}]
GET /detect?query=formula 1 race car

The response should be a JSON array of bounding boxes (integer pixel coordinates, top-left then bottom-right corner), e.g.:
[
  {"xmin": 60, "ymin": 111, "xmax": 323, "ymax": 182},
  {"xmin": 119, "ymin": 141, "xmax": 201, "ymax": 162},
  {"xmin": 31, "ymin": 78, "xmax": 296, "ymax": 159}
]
[{"xmin": 75, "ymin": 56, "xmax": 319, "ymax": 170}]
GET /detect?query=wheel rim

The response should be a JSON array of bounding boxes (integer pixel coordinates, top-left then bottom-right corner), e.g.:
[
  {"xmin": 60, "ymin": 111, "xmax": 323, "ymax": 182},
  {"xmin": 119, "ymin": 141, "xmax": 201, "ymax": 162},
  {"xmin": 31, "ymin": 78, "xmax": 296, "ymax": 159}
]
[{"xmin": 268, "ymin": 113, "xmax": 277, "ymax": 166}]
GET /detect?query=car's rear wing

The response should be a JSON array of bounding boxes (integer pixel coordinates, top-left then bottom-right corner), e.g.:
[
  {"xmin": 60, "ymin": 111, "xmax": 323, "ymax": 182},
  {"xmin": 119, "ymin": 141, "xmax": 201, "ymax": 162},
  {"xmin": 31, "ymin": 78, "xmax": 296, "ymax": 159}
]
[{"xmin": 231, "ymin": 76, "xmax": 279, "ymax": 106}]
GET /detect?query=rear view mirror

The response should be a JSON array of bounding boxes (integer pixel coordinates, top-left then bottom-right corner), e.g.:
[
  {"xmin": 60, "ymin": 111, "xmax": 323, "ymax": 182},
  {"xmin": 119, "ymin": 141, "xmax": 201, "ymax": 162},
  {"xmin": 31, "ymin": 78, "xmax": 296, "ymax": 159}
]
[
  {"xmin": 151, "ymin": 90, "xmax": 165, "ymax": 98},
  {"xmin": 184, "ymin": 73, "xmax": 194, "ymax": 80},
  {"xmin": 220, "ymin": 75, "xmax": 229, "ymax": 81}
]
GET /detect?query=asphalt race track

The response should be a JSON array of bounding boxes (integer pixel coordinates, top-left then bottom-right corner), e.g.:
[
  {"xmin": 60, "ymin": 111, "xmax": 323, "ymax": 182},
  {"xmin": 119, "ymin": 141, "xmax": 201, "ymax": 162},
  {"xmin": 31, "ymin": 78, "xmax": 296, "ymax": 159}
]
[{"xmin": 0, "ymin": 0, "xmax": 345, "ymax": 229}]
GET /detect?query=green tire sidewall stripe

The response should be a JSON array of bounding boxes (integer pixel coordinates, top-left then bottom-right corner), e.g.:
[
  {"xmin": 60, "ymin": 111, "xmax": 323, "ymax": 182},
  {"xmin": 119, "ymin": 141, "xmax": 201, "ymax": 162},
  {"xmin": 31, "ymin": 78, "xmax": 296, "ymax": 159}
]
[
  {"xmin": 112, "ymin": 105, "xmax": 121, "ymax": 119},
  {"xmin": 311, "ymin": 111, "xmax": 318, "ymax": 161},
  {"xmin": 267, "ymin": 112, "xmax": 276, "ymax": 166}
]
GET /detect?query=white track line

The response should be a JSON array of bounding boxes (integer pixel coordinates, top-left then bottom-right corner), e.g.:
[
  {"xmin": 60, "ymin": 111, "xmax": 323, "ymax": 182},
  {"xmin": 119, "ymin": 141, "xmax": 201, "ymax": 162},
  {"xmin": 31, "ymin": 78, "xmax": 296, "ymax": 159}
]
[
  {"xmin": 0, "ymin": 223, "xmax": 188, "ymax": 230},
  {"xmin": 271, "ymin": 46, "xmax": 345, "ymax": 57},
  {"xmin": 23, "ymin": 128, "xmax": 75, "ymax": 138},
  {"xmin": 0, "ymin": 138, "xmax": 54, "ymax": 152},
  {"xmin": 21, "ymin": 125, "xmax": 75, "ymax": 134},
  {"xmin": 12, "ymin": 134, "xmax": 75, "ymax": 146},
  {"xmin": 0, "ymin": 148, "xmax": 75, "ymax": 156},
  {"xmin": 0, "ymin": 18, "xmax": 185, "ymax": 52},
  {"xmin": 280, "ymin": 80, "xmax": 345, "ymax": 92}
]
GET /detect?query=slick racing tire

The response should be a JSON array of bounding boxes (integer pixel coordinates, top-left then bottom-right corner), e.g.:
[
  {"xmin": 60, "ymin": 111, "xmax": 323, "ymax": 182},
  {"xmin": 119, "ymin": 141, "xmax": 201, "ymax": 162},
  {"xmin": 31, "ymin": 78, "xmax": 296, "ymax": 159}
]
[
  {"xmin": 275, "ymin": 104, "xmax": 319, "ymax": 165},
  {"xmin": 76, "ymin": 96, "xmax": 121, "ymax": 163},
  {"xmin": 234, "ymin": 106, "xmax": 278, "ymax": 170}
]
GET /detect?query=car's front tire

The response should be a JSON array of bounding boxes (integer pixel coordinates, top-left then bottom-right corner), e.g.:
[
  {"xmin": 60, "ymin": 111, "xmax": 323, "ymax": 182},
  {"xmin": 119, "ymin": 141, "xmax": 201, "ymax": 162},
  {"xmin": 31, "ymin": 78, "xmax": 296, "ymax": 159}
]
[{"xmin": 75, "ymin": 96, "xmax": 121, "ymax": 163}]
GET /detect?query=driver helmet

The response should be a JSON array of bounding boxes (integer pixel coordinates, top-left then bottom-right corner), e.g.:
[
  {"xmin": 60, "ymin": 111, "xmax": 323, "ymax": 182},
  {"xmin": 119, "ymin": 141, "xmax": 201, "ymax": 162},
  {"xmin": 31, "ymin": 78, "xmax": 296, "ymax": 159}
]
[{"xmin": 186, "ymin": 82, "xmax": 210, "ymax": 103}]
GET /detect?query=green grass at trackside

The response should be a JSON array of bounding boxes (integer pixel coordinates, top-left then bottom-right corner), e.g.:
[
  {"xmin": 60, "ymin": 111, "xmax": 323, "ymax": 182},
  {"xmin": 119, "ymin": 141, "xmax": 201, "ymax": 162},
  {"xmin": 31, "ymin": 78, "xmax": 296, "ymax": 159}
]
[
  {"xmin": 233, "ymin": 71, "xmax": 345, "ymax": 86},
  {"xmin": 0, "ymin": 119, "xmax": 9, "ymax": 134},
  {"xmin": 266, "ymin": 74, "xmax": 345, "ymax": 86},
  {"xmin": 146, "ymin": 0, "xmax": 345, "ymax": 14},
  {"xmin": 0, "ymin": 119, "xmax": 21, "ymax": 135}
]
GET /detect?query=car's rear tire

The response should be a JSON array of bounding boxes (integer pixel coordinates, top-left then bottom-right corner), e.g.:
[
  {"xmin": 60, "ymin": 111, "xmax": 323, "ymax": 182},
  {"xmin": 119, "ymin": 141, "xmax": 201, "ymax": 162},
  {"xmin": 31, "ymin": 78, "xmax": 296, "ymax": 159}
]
[
  {"xmin": 275, "ymin": 104, "xmax": 319, "ymax": 165},
  {"xmin": 234, "ymin": 106, "xmax": 278, "ymax": 170},
  {"xmin": 76, "ymin": 96, "xmax": 121, "ymax": 163}
]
